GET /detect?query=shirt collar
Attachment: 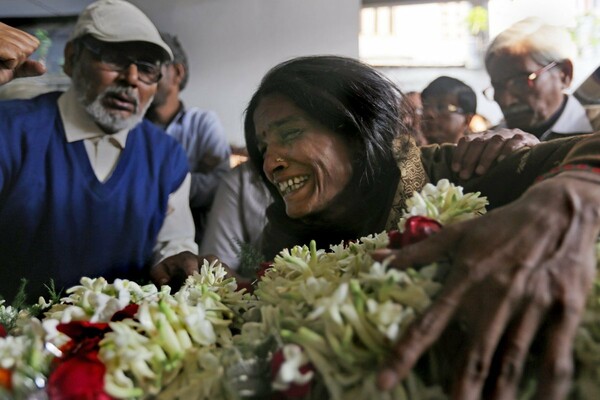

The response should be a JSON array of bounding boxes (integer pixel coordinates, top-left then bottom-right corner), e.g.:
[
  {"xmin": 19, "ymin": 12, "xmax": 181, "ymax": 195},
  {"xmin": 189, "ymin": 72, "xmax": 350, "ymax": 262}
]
[
  {"xmin": 170, "ymin": 101, "xmax": 187, "ymax": 126},
  {"xmin": 549, "ymin": 94, "xmax": 594, "ymax": 135},
  {"xmin": 496, "ymin": 94, "xmax": 593, "ymax": 139},
  {"xmin": 58, "ymin": 87, "xmax": 129, "ymax": 148}
]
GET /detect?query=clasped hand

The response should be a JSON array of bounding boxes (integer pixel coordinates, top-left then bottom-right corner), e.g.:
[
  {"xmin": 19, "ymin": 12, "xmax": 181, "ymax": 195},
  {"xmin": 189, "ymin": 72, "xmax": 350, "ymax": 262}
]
[
  {"xmin": 452, "ymin": 129, "xmax": 539, "ymax": 180},
  {"xmin": 0, "ymin": 22, "xmax": 46, "ymax": 85}
]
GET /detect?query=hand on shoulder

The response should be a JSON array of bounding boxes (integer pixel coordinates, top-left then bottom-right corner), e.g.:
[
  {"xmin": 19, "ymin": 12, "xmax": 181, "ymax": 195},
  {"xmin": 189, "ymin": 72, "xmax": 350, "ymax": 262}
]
[{"xmin": 452, "ymin": 128, "xmax": 540, "ymax": 179}]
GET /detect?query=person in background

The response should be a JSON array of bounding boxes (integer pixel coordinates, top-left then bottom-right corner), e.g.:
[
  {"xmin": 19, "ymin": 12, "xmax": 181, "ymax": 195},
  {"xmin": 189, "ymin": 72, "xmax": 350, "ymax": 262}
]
[
  {"xmin": 200, "ymin": 161, "xmax": 273, "ymax": 272},
  {"xmin": 485, "ymin": 17, "xmax": 600, "ymax": 141},
  {"xmin": 146, "ymin": 32, "xmax": 231, "ymax": 246},
  {"xmin": 420, "ymin": 76, "xmax": 476, "ymax": 144},
  {"xmin": 0, "ymin": 0, "xmax": 200, "ymax": 302}
]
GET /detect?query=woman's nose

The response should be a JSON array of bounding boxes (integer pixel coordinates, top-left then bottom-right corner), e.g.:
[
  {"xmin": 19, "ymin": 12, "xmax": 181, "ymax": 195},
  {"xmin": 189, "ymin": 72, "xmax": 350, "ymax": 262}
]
[{"xmin": 262, "ymin": 150, "xmax": 287, "ymax": 179}]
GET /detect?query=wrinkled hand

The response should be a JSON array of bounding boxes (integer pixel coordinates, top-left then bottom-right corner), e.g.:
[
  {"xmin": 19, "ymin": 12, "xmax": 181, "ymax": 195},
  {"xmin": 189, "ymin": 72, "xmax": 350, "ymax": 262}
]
[
  {"xmin": 373, "ymin": 172, "xmax": 600, "ymax": 400},
  {"xmin": 0, "ymin": 22, "xmax": 46, "ymax": 85},
  {"xmin": 452, "ymin": 129, "xmax": 540, "ymax": 180}
]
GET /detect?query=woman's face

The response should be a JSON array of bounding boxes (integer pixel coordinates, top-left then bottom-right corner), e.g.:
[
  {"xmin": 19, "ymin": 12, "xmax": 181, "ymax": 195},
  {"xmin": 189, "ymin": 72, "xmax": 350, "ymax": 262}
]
[{"xmin": 254, "ymin": 94, "xmax": 354, "ymax": 219}]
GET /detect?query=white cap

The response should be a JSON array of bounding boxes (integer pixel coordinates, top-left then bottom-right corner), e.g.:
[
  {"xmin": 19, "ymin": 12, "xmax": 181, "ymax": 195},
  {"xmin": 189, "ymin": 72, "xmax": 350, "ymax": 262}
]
[{"xmin": 70, "ymin": 0, "xmax": 173, "ymax": 61}]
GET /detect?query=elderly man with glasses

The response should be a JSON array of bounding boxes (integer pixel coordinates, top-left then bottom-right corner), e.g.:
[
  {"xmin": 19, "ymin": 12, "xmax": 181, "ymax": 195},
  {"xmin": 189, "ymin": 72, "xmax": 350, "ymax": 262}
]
[
  {"xmin": 484, "ymin": 17, "xmax": 600, "ymax": 141},
  {"xmin": 0, "ymin": 0, "xmax": 202, "ymax": 302}
]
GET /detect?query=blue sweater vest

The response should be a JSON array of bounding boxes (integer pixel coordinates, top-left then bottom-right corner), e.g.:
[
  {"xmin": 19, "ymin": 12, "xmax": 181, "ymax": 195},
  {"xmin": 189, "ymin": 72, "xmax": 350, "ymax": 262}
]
[{"xmin": 0, "ymin": 92, "xmax": 189, "ymax": 301}]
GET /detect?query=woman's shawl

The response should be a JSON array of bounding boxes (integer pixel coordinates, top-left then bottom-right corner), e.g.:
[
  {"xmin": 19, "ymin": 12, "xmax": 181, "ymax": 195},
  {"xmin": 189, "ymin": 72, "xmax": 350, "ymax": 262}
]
[{"xmin": 384, "ymin": 137, "xmax": 429, "ymax": 231}]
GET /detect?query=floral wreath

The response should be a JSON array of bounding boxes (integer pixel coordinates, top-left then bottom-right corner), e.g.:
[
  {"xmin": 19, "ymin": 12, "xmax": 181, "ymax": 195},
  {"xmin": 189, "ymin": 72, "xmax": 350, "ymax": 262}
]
[{"xmin": 1, "ymin": 180, "xmax": 599, "ymax": 399}]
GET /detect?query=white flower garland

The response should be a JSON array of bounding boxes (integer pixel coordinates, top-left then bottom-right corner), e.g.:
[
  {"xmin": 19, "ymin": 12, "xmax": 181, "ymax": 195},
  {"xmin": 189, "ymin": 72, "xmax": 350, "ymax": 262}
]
[{"xmin": 1, "ymin": 179, "xmax": 599, "ymax": 400}]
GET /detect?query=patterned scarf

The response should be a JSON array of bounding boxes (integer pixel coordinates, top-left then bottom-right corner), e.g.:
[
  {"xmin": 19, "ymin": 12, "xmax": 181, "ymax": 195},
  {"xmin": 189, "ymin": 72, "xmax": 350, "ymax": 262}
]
[{"xmin": 384, "ymin": 136, "xmax": 429, "ymax": 231}]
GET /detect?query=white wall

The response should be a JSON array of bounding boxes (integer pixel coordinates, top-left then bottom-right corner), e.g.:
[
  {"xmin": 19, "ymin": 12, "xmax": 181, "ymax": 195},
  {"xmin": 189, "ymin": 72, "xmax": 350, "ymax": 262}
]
[{"xmin": 130, "ymin": 0, "xmax": 360, "ymax": 146}]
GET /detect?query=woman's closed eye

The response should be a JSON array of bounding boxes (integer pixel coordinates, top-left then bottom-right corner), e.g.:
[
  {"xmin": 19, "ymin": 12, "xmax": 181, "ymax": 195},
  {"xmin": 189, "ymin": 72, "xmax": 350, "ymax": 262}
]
[
  {"xmin": 280, "ymin": 128, "xmax": 304, "ymax": 143},
  {"xmin": 256, "ymin": 125, "xmax": 305, "ymax": 155}
]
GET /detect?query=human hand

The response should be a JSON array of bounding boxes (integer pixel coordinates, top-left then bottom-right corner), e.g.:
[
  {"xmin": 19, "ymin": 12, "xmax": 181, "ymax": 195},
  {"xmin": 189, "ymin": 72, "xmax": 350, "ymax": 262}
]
[
  {"xmin": 372, "ymin": 172, "xmax": 600, "ymax": 399},
  {"xmin": 150, "ymin": 251, "xmax": 200, "ymax": 289},
  {"xmin": 452, "ymin": 129, "xmax": 539, "ymax": 180},
  {"xmin": 0, "ymin": 22, "xmax": 46, "ymax": 85},
  {"xmin": 150, "ymin": 252, "xmax": 237, "ymax": 289}
]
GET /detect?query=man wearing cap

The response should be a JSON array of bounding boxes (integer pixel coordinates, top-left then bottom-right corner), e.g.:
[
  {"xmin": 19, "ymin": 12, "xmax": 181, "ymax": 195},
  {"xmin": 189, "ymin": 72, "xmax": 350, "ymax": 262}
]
[{"xmin": 0, "ymin": 0, "xmax": 201, "ymax": 301}]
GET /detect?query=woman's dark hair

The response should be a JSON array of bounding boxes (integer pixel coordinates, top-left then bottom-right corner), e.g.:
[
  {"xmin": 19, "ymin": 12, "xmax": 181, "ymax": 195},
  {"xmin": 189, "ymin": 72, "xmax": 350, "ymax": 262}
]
[
  {"xmin": 244, "ymin": 55, "xmax": 412, "ymax": 194},
  {"xmin": 421, "ymin": 76, "xmax": 477, "ymax": 115}
]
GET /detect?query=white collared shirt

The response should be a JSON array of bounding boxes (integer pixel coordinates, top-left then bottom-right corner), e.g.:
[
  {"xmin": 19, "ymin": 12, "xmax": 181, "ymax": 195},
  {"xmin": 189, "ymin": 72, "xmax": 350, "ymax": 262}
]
[
  {"xmin": 58, "ymin": 88, "xmax": 198, "ymax": 265},
  {"xmin": 540, "ymin": 94, "xmax": 594, "ymax": 140},
  {"xmin": 497, "ymin": 95, "xmax": 595, "ymax": 141}
]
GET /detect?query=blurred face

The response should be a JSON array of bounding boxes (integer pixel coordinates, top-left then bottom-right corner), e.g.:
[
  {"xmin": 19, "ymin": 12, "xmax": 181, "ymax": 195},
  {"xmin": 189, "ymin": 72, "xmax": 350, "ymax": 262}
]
[
  {"xmin": 420, "ymin": 93, "xmax": 471, "ymax": 144},
  {"xmin": 254, "ymin": 94, "xmax": 354, "ymax": 220},
  {"xmin": 151, "ymin": 62, "xmax": 184, "ymax": 109},
  {"xmin": 151, "ymin": 63, "xmax": 174, "ymax": 107},
  {"xmin": 487, "ymin": 53, "xmax": 569, "ymax": 131},
  {"xmin": 70, "ymin": 41, "xmax": 159, "ymax": 133},
  {"xmin": 402, "ymin": 92, "xmax": 427, "ymax": 145}
]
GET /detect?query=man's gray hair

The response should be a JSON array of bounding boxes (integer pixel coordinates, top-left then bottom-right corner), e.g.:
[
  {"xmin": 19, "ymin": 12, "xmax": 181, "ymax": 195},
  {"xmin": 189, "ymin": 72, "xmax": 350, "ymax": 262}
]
[
  {"xmin": 160, "ymin": 32, "xmax": 189, "ymax": 91},
  {"xmin": 485, "ymin": 17, "xmax": 576, "ymax": 70}
]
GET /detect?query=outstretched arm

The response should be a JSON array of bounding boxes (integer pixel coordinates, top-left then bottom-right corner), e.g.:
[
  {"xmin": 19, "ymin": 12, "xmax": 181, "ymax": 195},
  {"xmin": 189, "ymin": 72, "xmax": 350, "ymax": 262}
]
[
  {"xmin": 373, "ymin": 133, "xmax": 600, "ymax": 399},
  {"xmin": 0, "ymin": 22, "xmax": 46, "ymax": 85}
]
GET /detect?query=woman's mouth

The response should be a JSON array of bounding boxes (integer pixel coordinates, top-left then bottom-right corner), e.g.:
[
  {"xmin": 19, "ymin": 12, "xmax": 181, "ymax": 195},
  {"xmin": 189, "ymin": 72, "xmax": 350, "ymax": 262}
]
[{"xmin": 277, "ymin": 175, "xmax": 309, "ymax": 196}]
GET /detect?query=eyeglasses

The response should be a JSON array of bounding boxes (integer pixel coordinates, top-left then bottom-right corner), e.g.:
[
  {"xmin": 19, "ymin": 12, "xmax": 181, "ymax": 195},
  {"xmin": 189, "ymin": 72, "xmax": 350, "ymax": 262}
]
[
  {"xmin": 483, "ymin": 61, "xmax": 558, "ymax": 101},
  {"xmin": 422, "ymin": 103, "xmax": 465, "ymax": 115},
  {"xmin": 81, "ymin": 40, "xmax": 163, "ymax": 85}
]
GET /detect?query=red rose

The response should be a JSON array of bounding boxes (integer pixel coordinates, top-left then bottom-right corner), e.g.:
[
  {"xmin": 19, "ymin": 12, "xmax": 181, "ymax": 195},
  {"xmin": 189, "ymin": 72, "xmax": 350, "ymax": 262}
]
[
  {"xmin": 400, "ymin": 216, "xmax": 442, "ymax": 247},
  {"xmin": 388, "ymin": 216, "xmax": 442, "ymax": 250},
  {"xmin": 110, "ymin": 303, "xmax": 139, "ymax": 322},
  {"xmin": 387, "ymin": 230, "xmax": 403, "ymax": 249},
  {"xmin": 0, "ymin": 323, "xmax": 7, "ymax": 338},
  {"xmin": 47, "ymin": 350, "xmax": 111, "ymax": 400},
  {"xmin": 48, "ymin": 321, "xmax": 114, "ymax": 399},
  {"xmin": 270, "ymin": 348, "xmax": 313, "ymax": 399},
  {"xmin": 56, "ymin": 321, "xmax": 111, "ymax": 342}
]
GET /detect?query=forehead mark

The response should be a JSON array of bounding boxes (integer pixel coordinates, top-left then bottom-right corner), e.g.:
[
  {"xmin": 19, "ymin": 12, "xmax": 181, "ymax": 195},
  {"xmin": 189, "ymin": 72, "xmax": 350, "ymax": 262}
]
[{"xmin": 258, "ymin": 115, "xmax": 303, "ymax": 137}]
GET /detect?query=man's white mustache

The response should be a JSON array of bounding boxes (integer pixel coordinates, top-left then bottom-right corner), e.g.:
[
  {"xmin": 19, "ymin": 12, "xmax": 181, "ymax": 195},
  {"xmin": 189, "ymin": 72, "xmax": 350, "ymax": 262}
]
[{"xmin": 103, "ymin": 87, "xmax": 140, "ymax": 111}]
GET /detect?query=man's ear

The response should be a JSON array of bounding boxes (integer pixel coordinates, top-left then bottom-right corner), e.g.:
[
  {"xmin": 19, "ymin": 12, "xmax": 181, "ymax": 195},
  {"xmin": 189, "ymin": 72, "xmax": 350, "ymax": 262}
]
[
  {"xmin": 558, "ymin": 59, "xmax": 574, "ymax": 88},
  {"xmin": 173, "ymin": 63, "xmax": 186, "ymax": 87},
  {"xmin": 63, "ymin": 41, "xmax": 74, "ymax": 77}
]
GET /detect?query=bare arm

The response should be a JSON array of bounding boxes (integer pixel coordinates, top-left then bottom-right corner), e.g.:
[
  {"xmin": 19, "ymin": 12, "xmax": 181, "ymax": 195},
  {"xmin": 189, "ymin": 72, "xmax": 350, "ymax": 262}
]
[
  {"xmin": 0, "ymin": 23, "xmax": 46, "ymax": 85},
  {"xmin": 373, "ymin": 133, "xmax": 600, "ymax": 398}
]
